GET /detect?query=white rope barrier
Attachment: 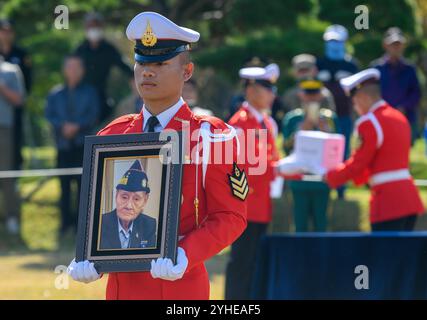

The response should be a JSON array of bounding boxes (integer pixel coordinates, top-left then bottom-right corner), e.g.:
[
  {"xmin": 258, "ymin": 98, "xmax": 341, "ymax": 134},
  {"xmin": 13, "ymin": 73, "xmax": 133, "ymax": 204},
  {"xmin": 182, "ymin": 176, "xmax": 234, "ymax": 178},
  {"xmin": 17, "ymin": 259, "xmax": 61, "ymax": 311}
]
[
  {"xmin": 0, "ymin": 168, "xmax": 426, "ymax": 187},
  {"xmin": 415, "ymin": 180, "xmax": 427, "ymax": 187}
]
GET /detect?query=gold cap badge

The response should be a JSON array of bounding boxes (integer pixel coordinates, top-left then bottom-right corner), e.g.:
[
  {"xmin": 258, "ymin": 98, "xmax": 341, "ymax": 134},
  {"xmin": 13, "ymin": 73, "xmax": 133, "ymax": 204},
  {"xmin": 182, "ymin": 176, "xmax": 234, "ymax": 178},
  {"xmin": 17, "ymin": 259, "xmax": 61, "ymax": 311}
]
[{"xmin": 141, "ymin": 20, "xmax": 157, "ymax": 47}]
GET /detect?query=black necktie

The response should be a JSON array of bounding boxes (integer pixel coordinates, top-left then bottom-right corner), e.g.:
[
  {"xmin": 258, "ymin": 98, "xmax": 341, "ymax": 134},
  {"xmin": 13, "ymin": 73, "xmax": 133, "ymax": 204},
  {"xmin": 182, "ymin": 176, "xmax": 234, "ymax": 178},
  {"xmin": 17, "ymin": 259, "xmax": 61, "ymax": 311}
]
[
  {"xmin": 146, "ymin": 116, "xmax": 160, "ymax": 132},
  {"xmin": 260, "ymin": 120, "xmax": 267, "ymax": 129},
  {"xmin": 260, "ymin": 117, "xmax": 268, "ymax": 129}
]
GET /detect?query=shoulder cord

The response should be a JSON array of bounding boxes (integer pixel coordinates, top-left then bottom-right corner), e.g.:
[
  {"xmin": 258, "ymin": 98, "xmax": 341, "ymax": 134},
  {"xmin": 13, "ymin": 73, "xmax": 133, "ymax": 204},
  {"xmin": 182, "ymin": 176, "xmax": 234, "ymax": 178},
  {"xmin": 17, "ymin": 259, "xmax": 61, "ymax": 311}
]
[{"xmin": 193, "ymin": 122, "xmax": 239, "ymax": 227}]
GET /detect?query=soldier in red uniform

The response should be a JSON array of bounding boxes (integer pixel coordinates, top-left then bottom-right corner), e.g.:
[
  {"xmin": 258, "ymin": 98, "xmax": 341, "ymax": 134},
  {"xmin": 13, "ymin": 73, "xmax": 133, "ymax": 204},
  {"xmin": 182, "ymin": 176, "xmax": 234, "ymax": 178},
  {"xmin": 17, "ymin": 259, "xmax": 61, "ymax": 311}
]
[
  {"xmin": 324, "ymin": 68, "xmax": 424, "ymax": 231},
  {"xmin": 225, "ymin": 64, "xmax": 280, "ymax": 299},
  {"xmin": 67, "ymin": 11, "xmax": 248, "ymax": 300}
]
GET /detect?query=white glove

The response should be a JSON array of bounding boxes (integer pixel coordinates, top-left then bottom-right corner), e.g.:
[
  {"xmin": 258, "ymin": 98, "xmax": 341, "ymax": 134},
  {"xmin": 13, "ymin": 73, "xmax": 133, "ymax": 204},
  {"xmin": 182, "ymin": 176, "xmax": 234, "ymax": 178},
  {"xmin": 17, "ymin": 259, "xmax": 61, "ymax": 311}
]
[
  {"xmin": 67, "ymin": 259, "xmax": 100, "ymax": 284},
  {"xmin": 277, "ymin": 155, "xmax": 309, "ymax": 175},
  {"xmin": 304, "ymin": 163, "xmax": 327, "ymax": 176},
  {"xmin": 150, "ymin": 247, "xmax": 188, "ymax": 281}
]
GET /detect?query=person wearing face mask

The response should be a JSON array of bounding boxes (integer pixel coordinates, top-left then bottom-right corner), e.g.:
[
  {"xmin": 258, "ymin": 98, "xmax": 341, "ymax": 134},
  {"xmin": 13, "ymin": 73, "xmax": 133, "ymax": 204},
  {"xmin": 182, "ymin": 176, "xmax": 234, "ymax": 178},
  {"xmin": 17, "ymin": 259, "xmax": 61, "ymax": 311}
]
[
  {"xmin": 324, "ymin": 68, "xmax": 424, "ymax": 231},
  {"xmin": 226, "ymin": 64, "xmax": 280, "ymax": 299},
  {"xmin": 74, "ymin": 12, "xmax": 133, "ymax": 123},
  {"xmin": 281, "ymin": 78, "xmax": 339, "ymax": 232},
  {"xmin": 370, "ymin": 27, "xmax": 421, "ymax": 144},
  {"xmin": 317, "ymin": 24, "xmax": 359, "ymax": 200}
]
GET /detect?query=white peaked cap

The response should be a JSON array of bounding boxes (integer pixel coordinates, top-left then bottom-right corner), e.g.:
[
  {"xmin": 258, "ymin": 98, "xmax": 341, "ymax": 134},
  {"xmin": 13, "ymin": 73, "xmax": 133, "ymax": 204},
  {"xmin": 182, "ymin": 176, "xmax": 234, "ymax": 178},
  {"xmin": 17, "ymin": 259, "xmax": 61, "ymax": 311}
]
[
  {"xmin": 239, "ymin": 63, "xmax": 280, "ymax": 83},
  {"xmin": 340, "ymin": 68, "xmax": 381, "ymax": 95},
  {"xmin": 126, "ymin": 11, "xmax": 200, "ymax": 43}
]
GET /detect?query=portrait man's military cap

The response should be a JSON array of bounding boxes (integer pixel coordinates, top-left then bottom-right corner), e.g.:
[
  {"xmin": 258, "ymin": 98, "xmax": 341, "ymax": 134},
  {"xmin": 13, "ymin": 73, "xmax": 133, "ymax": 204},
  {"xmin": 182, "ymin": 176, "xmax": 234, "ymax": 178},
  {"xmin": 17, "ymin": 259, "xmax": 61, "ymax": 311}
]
[{"xmin": 116, "ymin": 160, "xmax": 150, "ymax": 193}]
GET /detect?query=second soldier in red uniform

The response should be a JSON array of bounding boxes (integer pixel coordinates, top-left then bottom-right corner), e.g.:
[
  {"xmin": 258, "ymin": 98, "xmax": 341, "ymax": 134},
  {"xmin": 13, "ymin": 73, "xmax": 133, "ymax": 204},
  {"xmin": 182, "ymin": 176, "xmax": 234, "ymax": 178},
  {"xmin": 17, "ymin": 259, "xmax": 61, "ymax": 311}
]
[
  {"xmin": 325, "ymin": 68, "xmax": 424, "ymax": 231},
  {"xmin": 225, "ymin": 63, "xmax": 280, "ymax": 299}
]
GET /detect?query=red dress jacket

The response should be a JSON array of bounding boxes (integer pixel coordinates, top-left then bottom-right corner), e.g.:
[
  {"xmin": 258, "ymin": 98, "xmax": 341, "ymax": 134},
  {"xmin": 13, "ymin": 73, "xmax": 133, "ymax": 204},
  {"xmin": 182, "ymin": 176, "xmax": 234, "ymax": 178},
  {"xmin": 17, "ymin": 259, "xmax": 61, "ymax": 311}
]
[
  {"xmin": 326, "ymin": 101, "xmax": 424, "ymax": 223},
  {"xmin": 98, "ymin": 103, "xmax": 247, "ymax": 299},
  {"xmin": 228, "ymin": 104, "xmax": 279, "ymax": 223}
]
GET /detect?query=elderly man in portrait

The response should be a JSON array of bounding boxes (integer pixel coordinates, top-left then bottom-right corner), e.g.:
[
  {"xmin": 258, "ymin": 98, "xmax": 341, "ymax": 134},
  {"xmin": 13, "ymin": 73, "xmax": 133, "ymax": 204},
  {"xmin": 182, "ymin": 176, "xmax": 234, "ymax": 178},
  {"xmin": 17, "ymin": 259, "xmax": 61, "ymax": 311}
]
[{"xmin": 100, "ymin": 159, "xmax": 157, "ymax": 250}]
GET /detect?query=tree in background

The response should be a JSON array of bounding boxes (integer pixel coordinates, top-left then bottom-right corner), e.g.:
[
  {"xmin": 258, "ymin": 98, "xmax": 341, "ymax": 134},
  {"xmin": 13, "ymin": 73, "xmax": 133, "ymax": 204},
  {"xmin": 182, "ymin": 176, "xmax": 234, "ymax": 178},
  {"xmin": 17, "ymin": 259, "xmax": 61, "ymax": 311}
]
[{"xmin": 0, "ymin": 0, "xmax": 424, "ymax": 145}]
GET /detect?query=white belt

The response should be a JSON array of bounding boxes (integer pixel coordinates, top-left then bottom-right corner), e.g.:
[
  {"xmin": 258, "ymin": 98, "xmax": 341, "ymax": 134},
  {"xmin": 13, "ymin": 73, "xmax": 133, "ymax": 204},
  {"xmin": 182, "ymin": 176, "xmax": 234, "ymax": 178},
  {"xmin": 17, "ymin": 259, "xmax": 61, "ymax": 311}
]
[{"xmin": 370, "ymin": 169, "xmax": 411, "ymax": 186}]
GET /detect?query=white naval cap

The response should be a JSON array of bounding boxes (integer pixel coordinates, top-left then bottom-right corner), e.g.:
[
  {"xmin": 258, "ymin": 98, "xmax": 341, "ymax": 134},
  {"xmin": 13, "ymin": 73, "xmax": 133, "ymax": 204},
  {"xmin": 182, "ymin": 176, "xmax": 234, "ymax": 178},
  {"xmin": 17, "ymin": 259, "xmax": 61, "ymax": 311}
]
[
  {"xmin": 239, "ymin": 63, "xmax": 280, "ymax": 87},
  {"xmin": 340, "ymin": 68, "xmax": 381, "ymax": 96},
  {"xmin": 126, "ymin": 11, "xmax": 200, "ymax": 63},
  {"xmin": 323, "ymin": 24, "xmax": 348, "ymax": 42}
]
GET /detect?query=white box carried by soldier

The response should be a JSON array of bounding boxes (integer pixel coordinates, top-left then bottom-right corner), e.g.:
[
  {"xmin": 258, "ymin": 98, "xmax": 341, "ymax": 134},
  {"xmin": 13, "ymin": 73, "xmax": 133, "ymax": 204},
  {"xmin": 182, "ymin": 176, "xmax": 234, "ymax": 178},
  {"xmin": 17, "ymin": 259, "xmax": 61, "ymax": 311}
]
[
  {"xmin": 278, "ymin": 130, "xmax": 345, "ymax": 176},
  {"xmin": 295, "ymin": 130, "xmax": 345, "ymax": 174}
]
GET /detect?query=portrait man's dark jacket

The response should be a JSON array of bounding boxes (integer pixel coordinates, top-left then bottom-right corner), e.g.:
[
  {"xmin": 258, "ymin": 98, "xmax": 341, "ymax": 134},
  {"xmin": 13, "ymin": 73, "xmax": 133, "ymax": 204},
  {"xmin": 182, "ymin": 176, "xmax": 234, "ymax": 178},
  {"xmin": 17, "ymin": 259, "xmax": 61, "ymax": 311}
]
[{"xmin": 100, "ymin": 209, "xmax": 157, "ymax": 250}]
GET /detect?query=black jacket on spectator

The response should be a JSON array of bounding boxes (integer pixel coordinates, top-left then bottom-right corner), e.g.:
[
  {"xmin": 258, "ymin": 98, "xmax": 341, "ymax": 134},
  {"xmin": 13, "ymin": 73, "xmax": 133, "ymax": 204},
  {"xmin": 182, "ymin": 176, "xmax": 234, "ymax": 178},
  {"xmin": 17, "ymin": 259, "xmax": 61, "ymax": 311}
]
[{"xmin": 75, "ymin": 40, "xmax": 133, "ymax": 121}]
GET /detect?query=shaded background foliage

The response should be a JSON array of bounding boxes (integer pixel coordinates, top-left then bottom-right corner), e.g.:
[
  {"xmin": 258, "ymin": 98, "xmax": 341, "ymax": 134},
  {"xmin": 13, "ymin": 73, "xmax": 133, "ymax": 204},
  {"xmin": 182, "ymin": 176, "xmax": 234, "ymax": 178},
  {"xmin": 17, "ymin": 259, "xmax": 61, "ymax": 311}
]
[{"xmin": 1, "ymin": 0, "xmax": 427, "ymax": 146}]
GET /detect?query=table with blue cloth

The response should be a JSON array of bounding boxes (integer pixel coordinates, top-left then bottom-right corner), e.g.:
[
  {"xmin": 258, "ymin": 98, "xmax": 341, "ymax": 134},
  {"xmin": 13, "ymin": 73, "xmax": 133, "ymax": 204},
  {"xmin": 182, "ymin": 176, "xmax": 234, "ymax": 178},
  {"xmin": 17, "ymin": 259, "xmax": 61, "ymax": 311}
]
[{"xmin": 252, "ymin": 232, "xmax": 427, "ymax": 299}]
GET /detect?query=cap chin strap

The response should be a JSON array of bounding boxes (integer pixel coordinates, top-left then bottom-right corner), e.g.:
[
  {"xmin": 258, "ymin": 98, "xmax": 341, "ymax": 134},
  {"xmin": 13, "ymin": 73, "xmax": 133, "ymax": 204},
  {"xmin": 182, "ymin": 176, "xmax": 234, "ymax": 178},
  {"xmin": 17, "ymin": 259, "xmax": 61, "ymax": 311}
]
[
  {"xmin": 135, "ymin": 44, "xmax": 190, "ymax": 56},
  {"xmin": 134, "ymin": 45, "xmax": 190, "ymax": 63}
]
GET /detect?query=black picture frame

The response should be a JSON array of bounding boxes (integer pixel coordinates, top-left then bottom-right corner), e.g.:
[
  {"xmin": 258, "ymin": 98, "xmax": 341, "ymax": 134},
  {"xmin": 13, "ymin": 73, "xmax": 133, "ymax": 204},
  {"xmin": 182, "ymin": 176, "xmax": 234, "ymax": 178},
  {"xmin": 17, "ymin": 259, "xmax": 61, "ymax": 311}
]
[{"xmin": 75, "ymin": 132, "xmax": 183, "ymax": 273}]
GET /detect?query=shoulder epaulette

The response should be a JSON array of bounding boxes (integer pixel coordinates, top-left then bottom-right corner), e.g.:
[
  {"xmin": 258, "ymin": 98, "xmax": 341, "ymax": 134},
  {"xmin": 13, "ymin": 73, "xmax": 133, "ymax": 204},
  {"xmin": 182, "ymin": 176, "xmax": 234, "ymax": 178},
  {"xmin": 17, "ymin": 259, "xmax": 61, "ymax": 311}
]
[{"xmin": 97, "ymin": 113, "xmax": 140, "ymax": 135}]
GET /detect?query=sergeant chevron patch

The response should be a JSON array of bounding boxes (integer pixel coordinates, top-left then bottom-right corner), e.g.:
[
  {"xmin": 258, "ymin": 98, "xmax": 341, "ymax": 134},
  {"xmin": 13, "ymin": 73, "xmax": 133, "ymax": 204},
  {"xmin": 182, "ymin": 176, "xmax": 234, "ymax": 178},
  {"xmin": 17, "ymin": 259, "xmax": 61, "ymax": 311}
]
[{"xmin": 228, "ymin": 162, "xmax": 249, "ymax": 201}]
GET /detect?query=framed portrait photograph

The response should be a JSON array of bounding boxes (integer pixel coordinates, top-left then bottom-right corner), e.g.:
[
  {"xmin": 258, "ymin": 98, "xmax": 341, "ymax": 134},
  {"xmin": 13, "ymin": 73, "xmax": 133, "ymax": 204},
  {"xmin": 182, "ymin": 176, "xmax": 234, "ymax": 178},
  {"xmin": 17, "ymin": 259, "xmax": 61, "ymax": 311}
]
[{"xmin": 75, "ymin": 132, "xmax": 183, "ymax": 273}]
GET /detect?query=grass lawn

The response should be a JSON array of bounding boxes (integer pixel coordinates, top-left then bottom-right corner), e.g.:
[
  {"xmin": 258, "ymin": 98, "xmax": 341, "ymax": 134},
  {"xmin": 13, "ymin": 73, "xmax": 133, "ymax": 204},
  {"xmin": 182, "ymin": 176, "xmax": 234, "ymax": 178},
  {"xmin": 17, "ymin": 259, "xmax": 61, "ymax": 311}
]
[{"xmin": 0, "ymin": 139, "xmax": 426, "ymax": 299}]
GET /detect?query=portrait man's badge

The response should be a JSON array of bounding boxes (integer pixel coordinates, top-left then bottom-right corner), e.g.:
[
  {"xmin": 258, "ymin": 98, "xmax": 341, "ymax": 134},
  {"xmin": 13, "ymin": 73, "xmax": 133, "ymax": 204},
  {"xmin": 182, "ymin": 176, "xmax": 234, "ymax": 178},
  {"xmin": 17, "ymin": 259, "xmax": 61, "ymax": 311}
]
[{"xmin": 140, "ymin": 240, "xmax": 149, "ymax": 248}]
